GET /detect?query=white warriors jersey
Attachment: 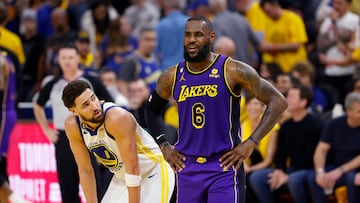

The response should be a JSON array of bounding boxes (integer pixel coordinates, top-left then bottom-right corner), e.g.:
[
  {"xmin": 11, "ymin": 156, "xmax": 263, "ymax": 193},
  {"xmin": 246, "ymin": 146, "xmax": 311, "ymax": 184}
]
[{"xmin": 78, "ymin": 102, "xmax": 164, "ymax": 180}]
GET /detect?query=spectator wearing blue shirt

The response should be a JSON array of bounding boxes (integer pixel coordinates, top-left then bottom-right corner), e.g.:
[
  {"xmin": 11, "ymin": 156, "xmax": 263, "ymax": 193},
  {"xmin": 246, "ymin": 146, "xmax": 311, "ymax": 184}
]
[
  {"xmin": 155, "ymin": 0, "xmax": 188, "ymax": 71},
  {"xmin": 36, "ymin": 0, "xmax": 62, "ymax": 37}
]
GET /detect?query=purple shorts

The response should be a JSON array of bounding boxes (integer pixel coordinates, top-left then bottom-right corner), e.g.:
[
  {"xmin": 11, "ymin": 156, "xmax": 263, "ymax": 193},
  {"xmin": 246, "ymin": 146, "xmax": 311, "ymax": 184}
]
[{"xmin": 176, "ymin": 154, "xmax": 245, "ymax": 203}]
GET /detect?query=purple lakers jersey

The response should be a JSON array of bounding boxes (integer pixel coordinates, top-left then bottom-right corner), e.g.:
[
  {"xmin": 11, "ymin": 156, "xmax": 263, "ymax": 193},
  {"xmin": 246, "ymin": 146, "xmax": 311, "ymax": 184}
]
[
  {"xmin": 172, "ymin": 54, "xmax": 241, "ymax": 157},
  {"xmin": 0, "ymin": 51, "xmax": 17, "ymax": 155}
]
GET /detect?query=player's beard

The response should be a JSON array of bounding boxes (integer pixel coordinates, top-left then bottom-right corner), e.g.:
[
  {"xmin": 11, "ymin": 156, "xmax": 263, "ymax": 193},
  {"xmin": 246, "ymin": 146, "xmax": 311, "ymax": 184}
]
[{"xmin": 183, "ymin": 43, "xmax": 210, "ymax": 62}]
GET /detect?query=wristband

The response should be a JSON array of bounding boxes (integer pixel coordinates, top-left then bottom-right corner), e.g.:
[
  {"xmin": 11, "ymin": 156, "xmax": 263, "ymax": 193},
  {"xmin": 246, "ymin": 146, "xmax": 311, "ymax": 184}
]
[
  {"xmin": 159, "ymin": 141, "xmax": 170, "ymax": 150},
  {"xmin": 125, "ymin": 173, "xmax": 141, "ymax": 187},
  {"xmin": 249, "ymin": 136, "xmax": 259, "ymax": 146}
]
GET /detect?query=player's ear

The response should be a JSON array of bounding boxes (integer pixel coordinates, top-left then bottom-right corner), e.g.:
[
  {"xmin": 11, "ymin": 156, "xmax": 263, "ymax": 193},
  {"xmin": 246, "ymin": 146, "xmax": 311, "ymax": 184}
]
[
  {"xmin": 69, "ymin": 108, "xmax": 78, "ymax": 116},
  {"xmin": 210, "ymin": 31, "xmax": 216, "ymax": 44}
]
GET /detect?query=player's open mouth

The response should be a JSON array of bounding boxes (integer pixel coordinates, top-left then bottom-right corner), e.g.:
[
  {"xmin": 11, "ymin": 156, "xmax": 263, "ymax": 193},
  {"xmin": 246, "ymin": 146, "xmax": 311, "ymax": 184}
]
[
  {"xmin": 94, "ymin": 110, "xmax": 102, "ymax": 117},
  {"xmin": 187, "ymin": 47, "xmax": 198, "ymax": 53}
]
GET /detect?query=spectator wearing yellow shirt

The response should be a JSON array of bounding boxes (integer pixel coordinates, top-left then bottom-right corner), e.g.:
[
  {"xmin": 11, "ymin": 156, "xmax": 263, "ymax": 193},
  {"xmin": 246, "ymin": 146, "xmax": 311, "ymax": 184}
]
[
  {"xmin": 235, "ymin": 0, "xmax": 269, "ymax": 43},
  {"xmin": 258, "ymin": 0, "xmax": 308, "ymax": 73},
  {"xmin": 242, "ymin": 94, "xmax": 280, "ymax": 203},
  {"xmin": 242, "ymin": 94, "xmax": 280, "ymax": 173},
  {"xmin": 0, "ymin": 2, "xmax": 25, "ymax": 103}
]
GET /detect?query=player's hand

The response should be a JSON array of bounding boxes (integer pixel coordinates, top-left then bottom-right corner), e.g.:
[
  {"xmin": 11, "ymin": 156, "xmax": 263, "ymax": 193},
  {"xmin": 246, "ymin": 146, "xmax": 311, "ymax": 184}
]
[
  {"xmin": 161, "ymin": 145, "xmax": 185, "ymax": 173},
  {"xmin": 219, "ymin": 139, "xmax": 256, "ymax": 170},
  {"xmin": 44, "ymin": 128, "xmax": 59, "ymax": 143}
]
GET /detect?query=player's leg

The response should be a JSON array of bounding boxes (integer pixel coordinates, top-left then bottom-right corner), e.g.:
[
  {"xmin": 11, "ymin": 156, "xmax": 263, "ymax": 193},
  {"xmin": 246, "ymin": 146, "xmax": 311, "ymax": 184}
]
[
  {"xmin": 141, "ymin": 159, "xmax": 175, "ymax": 203},
  {"xmin": 100, "ymin": 176, "xmax": 128, "ymax": 203},
  {"xmin": 207, "ymin": 163, "xmax": 245, "ymax": 203},
  {"xmin": 176, "ymin": 160, "xmax": 208, "ymax": 203}
]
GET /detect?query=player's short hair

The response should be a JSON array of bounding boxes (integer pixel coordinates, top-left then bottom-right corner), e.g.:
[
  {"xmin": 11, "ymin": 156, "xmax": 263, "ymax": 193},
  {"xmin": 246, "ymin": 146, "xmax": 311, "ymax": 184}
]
[
  {"xmin": 62, "ymin": 80, "xmax": 91, "ymax": 108},
  {"xmin": 187, "ymin": 16, "xmax": 213, "ymax": 32}
]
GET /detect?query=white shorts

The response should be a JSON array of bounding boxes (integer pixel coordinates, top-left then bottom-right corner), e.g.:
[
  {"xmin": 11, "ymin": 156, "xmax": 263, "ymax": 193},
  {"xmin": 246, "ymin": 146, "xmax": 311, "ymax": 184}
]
[{"xmin": 101, "ymin": 160, "xmax": 175, "ymax": 203}]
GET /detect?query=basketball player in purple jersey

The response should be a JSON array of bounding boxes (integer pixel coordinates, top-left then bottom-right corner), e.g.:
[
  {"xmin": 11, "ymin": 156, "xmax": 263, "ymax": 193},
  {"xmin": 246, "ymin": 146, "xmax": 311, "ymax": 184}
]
[
  {"xmin": 146, "ymin": 16, "xmax": 287, "ymax": 203},
  {"xmin": 0, "ymin": 52, "xmax": 31, "ymax": 203}
]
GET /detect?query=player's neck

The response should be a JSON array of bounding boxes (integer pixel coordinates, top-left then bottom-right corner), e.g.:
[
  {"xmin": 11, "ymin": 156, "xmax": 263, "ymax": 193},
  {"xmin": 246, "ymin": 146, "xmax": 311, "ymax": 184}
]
[
  {"xmin": 188, "ymin": 53, "xmax": 215, "ymax": 72},
  {"xmin": 82, "ymin": 121, "xmax": 101, "ymax": 131}
]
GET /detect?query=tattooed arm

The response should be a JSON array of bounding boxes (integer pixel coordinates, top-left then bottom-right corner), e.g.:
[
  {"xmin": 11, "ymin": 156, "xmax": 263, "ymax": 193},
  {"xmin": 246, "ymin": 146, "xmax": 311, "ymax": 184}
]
[{"xmin": 220, "ymin": 59, "xmax": 287, "ymax": 169}]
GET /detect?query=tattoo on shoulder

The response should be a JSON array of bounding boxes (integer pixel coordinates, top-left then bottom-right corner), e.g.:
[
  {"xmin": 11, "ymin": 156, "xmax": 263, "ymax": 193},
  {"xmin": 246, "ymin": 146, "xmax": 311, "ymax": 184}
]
[{"xmin": 232, "ymin": 60, "xmax": 258, "ymax": 87}]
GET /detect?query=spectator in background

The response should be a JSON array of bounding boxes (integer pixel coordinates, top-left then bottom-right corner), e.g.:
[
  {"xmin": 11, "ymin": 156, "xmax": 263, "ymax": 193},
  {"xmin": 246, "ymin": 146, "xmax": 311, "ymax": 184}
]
[
  {"xmin": 124, "ymin": 0, "xmax": 160, "ymax": 38},
  {"xmin": 236, "ymin": 0, "xmax": 268, "ymax": 37},
  {"xmin": 80, "ymin": 0, "xmax": 118, "ymax": 56},
  {"xmin": 316, "ymin": 0, "xmax": 333, "ymax": 25},
  {"xmin": 128, "ymin": 78, "xmax": 150, "ymax": 129},
  {"xmin": 0, "ymin": 2, "xmax": 25, "ymax": 104},
  {"xmin": 235, "ymin": 0, "xmax": 269, "ymax": 67},
  {"xmin": 36, "ymin": 0, "xmax": 62, "ymax": 37},
  {"xmin": 66, "ymin": 0, "xmax": 88, "ymax": 32},
  {"xmin": 75, "ymin": 30, "xmax": 95, "ymax": 71},
  {"xmin": 310, "ymin": 92, "xmax": 360, "ymax": 203},
  {"xmin": 118, "ymin": 27, "xmax": 161, "ymax": 98},
  {"xmin": 318, "ymin": 0, "xmax": 359, "ymax": 52},
  {"xmin": 99, "ymin": 68, "xmax": 129, "ymax": 107},
  {"xmin": 187, "ymin": 0, "xmax": 213, "ymax": 20},
  {"xmin": 250, "ymin": 85, "xmax": 323, "ymax": 203},
  {"xmin": 319, "ymin": 28, "xmax": 356, "ymax": 105},
  {"xmin": 317, "ymin": 0, "xmax": 360, "ymax": 104},
  {"xmin": 345, "ymin": 78, "xmax": 360, "ymax": 95},
  {"xmin": 275, "ymin": 73, "xmax": 296, "ymax": 97},
  {"xmin": 156, "ymin": 0, "xmax": 188, "ymax": 71},
  {"xmin": 33, "ymin": 43, "xmax": 114, "ymax": 203},
  {"xmin": 242, "ymin": 94, "xmax": 280, "ymax": 203},
  {"xmin": 290, "ymin": 61, "xmax": 330, "ymax": 113},
  {"xmin": 19, "ymin": 8, "xmax": 46, "ymax": 102},
  {"xmin": 259, "ymin": 62, "xmax": 284, "ymax": 86},
  {"xmin": 45, "ymin": 8, "xmax": 77, "ymax": 77},
  {"xmin": 258, "ymin": 0, "xmax": 308, "ymax": 73},
  {"xmin": 99, "ymin": 16, "xmax": 136, "ymax": 73},
  {"xmin": 210, "ymin": 0, "xmax": 261, "ymax": 66},
  {"xmin": 213, "ymin": 36, "xmax": 236, "ymax": 58}
]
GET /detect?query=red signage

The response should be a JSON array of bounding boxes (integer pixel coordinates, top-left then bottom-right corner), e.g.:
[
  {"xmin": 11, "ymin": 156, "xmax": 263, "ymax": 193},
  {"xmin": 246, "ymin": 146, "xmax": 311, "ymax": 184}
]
[{"xmin": 7, "ymin": 122, "xmax": 85, "ymax": 203}]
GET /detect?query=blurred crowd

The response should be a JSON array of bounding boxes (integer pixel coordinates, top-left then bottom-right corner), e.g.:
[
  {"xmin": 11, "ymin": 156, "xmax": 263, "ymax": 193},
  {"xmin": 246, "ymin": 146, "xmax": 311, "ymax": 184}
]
[{"xmin": 1, "ymin": 0, "xmax": 360, "ymax": 202}]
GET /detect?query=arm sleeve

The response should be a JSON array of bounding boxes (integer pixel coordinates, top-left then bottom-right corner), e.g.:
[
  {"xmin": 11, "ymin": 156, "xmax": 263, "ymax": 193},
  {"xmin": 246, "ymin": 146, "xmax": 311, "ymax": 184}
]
[{"xmin": 145, "ymin": 91, "xmax": 169, "ymax": 145}]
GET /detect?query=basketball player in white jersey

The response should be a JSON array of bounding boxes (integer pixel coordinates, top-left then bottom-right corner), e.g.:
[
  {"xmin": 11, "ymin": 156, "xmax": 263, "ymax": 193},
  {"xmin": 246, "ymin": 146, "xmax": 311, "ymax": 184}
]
[{"xmin": 62, "ymin": 80, "xmax": 174, "ymax": 203}]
